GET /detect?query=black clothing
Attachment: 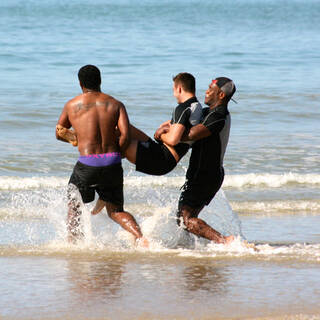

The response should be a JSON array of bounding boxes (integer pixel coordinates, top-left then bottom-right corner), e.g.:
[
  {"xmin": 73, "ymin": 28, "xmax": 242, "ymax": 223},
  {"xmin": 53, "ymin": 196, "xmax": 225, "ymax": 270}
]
[
  {"xmin": 136, "ymin": 97, "xmax": 202, "ymax": 175},
  {"xmin": 179, "ymin": 105, "xmax": 231, "ymax": 209},
  {"xmin": 69, "ymin": 161, "xmax": 124, "ymax": 206}
]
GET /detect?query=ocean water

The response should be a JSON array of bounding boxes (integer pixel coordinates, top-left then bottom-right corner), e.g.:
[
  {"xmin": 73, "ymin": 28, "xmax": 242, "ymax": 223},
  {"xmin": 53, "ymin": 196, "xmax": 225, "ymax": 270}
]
[{"xmin": 0, "ymin": 0, "xmax": 320, "ymax": 319}]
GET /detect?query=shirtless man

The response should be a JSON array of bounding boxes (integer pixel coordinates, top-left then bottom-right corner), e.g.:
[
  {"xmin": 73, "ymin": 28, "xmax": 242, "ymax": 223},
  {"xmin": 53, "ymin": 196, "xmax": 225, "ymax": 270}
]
[{"xmin": 56, "ymin": 65, "xmax": 147, "ymax": 246}]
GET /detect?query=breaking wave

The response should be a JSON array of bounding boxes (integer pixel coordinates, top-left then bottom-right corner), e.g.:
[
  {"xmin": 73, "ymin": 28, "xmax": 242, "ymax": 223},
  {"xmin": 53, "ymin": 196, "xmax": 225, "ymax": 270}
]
[{"xmin": 1, "ymin": 172, "xmax": 320, "ymax": 191}]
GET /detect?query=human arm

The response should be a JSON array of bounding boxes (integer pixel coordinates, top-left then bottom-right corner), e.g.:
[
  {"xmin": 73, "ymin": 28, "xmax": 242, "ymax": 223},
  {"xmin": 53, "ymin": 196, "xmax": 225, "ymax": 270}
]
[
  {"xmin": 56, "ymin": 125, "xmax": 78, "ymax": 146},
  {"xmin": 117, "ymin": 102, "xmax": 131, "ymax": 154},
  {"xmin": 181, "ymin": 123, "xmax": 212, "ymax": 141},
  {"xmin": 56, "ymin": 104, "xmax": 77, "ymax": 145},
  {"xmin": 159, "ymin": 123, "xmax": 186, "ymax": 146},
  {"xmin": 158, "ymin": 103, "xmax": 193, "ymax": 146},
  {"xmin": 154, "ymin": 123, "xmax": 170, "ymax": 141},
  {"xmin": 182, "ymin": 112, "xmax": 226, "ymax": 141}
]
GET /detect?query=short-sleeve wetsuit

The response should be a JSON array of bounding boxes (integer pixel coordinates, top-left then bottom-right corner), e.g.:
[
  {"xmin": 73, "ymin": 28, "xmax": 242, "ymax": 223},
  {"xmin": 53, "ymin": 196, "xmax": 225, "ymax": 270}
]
[
  {"xmin": 135, "ymin": 97, "xmax": 202, "ymax": 175},
  {"xmin": 178, "ymin": 104, "xmax": 231, "ymax": 209}
]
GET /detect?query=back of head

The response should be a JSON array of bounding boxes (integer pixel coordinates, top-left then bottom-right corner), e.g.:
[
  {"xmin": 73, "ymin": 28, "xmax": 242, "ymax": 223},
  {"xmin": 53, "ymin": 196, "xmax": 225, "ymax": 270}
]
[
  {"xmin": 78, "ymin": 65, "xmax": 101, "ymax": 91},
  {"xmin": 173, "ymin": 72, "xmax": 196, "ymax": 94},
  {"xmin": 215, "ymin": 77, "xmax": 236, "ymax": 102}
]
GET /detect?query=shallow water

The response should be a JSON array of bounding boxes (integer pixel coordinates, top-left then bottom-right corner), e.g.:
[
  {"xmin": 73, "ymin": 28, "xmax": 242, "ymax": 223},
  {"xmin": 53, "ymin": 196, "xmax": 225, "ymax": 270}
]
[
  {"xmin": 1, "ymin": 0, "xmax": 320, "ymax": 318},
  {"xmin": 1, "ymin": 242, "xmax": 320, "ymax": 319}
]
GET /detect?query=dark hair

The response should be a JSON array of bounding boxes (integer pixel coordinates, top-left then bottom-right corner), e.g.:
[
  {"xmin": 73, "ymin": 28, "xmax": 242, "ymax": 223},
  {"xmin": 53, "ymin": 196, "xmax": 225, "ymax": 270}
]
[
  {"xmin": 215, "ymin": 77, "xmax": 236, "ymax": 102},
  {"xmin": 78, "ymin": 65, "xmax": 101, "ymax": 90},
  {"xmin": 172, "ymin": 72, "xmax": 195, "ymax": 94}
]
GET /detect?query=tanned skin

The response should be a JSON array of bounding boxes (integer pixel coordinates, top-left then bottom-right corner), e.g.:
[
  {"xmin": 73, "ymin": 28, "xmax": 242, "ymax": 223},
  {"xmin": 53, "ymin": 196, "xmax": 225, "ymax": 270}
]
[{"xmin": 56, "ymin": 83, "xmax": 148, "ymax": 247}]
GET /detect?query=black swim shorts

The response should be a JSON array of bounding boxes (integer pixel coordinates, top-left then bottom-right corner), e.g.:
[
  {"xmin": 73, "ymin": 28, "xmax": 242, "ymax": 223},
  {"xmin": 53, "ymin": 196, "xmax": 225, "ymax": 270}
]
[
  {"xmin": 68, "ymin": 161, "xmax": 124, "ymax": 207},
  {"xmin": 178, "ymin": 170, "xmax": 224, "ymax": 210},
  {"xmin": 136, "ymin": 138, "xmax": 177, "ymax": 175}
]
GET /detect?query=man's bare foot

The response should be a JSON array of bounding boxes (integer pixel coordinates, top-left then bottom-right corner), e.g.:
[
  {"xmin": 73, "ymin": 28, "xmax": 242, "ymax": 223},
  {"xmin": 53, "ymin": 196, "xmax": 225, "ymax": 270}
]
[
  {"xmin": 224, "ymin": 235, "xmax": 235, "ymax": 244},
  {"xmin": 91, "ymin": 199, "xmax": 106, "ymax": 215},
  {"xmin": 136, "ymin": 237, "xmax": 149, "ymax": 248},
  {"xmin": 56, "ymin": 124, "xmax": 78, "ymax": 146}
]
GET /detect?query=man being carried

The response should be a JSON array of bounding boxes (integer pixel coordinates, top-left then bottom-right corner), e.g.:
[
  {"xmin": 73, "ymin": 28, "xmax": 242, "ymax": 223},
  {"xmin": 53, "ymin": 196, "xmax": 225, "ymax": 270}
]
[
  {"xmin": 169, "ymin": 77, "xmax": 237, "ymax": 244},
  {"xmin": 125, "ymin": 72, "xmax": 202, "ymax": 175},
  {"xmin": 56, "ymin": 64, "xmax": 147, "ymax": 246}
]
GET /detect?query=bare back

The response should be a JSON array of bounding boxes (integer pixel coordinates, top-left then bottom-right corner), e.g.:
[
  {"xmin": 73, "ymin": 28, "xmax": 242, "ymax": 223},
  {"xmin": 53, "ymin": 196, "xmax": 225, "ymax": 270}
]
[{"xmin": 57, "ymin": 91, "xmax": 129, "ymax": 155}]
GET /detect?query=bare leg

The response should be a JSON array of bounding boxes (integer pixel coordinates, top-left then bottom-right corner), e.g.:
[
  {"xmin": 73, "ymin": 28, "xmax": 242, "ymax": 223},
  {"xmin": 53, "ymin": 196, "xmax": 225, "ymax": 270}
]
[
  {"xmin": 129, "ymin": 124, "xmax": 150, "ymax": 142},
  {"xmin": 124, "ymin": 139, "xmax": 138, "ymax": 164},
  {"xmin": 178, "ymin": 205, "xmax": 234, "ymax": 244},
  {"xmin": 91, "ymin": 198, "xmax": 106, "ymax": 215},
  {"xmin": 67, "ymin": 189, "xmax": 84, "ymax": 243},
  {"xmin": 105, "ymin": 202, "xmax": 149, "ymax": 247},
  {"xmin": 119, "ymin": 124, "xmax": 151, "ymax": 164}
]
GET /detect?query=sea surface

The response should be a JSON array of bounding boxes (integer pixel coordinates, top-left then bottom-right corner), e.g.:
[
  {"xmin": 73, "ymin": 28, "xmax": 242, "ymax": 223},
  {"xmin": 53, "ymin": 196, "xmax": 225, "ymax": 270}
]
[{"xmin": 0, "ymin": 0, "xmax": 320, "ymax": 319}]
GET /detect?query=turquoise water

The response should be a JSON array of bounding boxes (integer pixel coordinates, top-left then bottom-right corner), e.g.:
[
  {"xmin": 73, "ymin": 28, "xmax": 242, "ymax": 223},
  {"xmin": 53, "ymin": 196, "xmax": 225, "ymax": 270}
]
[{"xmin": 0, "ymin": 0, "xmax": 320, "ymax": 319}]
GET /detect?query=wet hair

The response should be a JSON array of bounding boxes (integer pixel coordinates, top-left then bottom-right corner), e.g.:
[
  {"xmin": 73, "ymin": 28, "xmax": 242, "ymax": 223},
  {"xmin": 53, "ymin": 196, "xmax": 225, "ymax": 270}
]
[
  {"xmin": 172, "ymin": 72, "xmax": 196, "ymax": 94},
  {"xmin": 78, "ymin": 65, "xmax": 101, "ymax": 90}
]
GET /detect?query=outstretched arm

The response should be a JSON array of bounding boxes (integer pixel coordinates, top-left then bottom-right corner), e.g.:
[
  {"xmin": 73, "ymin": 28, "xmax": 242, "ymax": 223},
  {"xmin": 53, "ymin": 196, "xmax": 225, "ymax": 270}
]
[{"xmin": 117, "ymin": 103, "xmax": 131, "ymax": 154}]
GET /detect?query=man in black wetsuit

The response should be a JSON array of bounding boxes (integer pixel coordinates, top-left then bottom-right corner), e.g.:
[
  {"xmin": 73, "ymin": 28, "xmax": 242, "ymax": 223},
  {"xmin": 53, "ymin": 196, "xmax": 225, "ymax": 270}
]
[{"xmin": 176, "ymin": 77, "xmax": 237, "ymax": 244}]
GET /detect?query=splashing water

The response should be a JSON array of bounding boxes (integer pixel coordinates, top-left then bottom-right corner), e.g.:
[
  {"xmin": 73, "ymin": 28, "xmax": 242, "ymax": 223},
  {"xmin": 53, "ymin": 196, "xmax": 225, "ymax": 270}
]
[{"xmin": 0, "ymin": 175, "xmax": 243, "ymax": 252}]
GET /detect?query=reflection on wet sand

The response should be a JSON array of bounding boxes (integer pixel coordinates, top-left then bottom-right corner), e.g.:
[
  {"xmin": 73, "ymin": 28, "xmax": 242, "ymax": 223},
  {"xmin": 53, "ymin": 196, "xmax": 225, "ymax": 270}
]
[
  {"xmin": 182, "ymin": 263, "xmax": 228, "ymax": 295},
  {"xmin": 67, "ymin": 258, "xmax": 124, "ymax": 299}
]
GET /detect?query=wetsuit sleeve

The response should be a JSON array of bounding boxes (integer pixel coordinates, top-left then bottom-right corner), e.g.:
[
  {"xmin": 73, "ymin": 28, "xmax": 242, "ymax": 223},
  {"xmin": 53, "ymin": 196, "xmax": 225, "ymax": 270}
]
[
  {"xmin": 171, "ymin": 104, "xmax": 191, "ymax": 127},
  {"xmin": 202, "ymin": 111, "xmax": 225, "ymax": 134}
]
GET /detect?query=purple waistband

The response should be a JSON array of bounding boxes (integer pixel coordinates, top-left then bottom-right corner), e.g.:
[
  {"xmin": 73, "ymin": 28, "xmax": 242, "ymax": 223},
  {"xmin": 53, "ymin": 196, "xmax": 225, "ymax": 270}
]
[{"xmin": 78, "ymin": 152, "xmax": 121, "ymax": 167}]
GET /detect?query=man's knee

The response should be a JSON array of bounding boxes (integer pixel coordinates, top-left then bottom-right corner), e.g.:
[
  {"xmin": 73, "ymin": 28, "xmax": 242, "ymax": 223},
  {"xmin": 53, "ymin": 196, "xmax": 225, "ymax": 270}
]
[{"xmin": 105, "ymin": 202, "xmax": 124, "ymax": 217}]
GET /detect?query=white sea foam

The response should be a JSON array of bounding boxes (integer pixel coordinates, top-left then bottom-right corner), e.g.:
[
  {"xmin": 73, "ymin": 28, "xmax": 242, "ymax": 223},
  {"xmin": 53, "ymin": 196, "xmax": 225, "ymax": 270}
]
[
  {"xmin": 224, "ymin": 172, "xmax": 320, "ymax": 188},
  {"xmin": 1, "ymin": 172, "xmax": 320, "ymax": 191},
  {"xmin": 0, "ymin": 176, "xmax": 68, "ymax": 190},
  {"xmin": 231, "ymin": 200, "xmax": 320, "ymax": 215},
  {"xmin": 175, "ymin": 237, "xmax": 320, "ymax": 262}
]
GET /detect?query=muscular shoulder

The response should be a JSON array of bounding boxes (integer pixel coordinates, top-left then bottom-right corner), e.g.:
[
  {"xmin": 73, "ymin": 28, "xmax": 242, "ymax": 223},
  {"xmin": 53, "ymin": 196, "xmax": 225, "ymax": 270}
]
[
  {"xmin": 67, "ymin": 93, "xmax": 124, "ymax": 114},
  {"xmin": 63, "ymin": 94, "xmax": 83, "ymax": 112},
  {"xmin": 98, "ymin": 93, "xmax": 124, "ymax": 111}
]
